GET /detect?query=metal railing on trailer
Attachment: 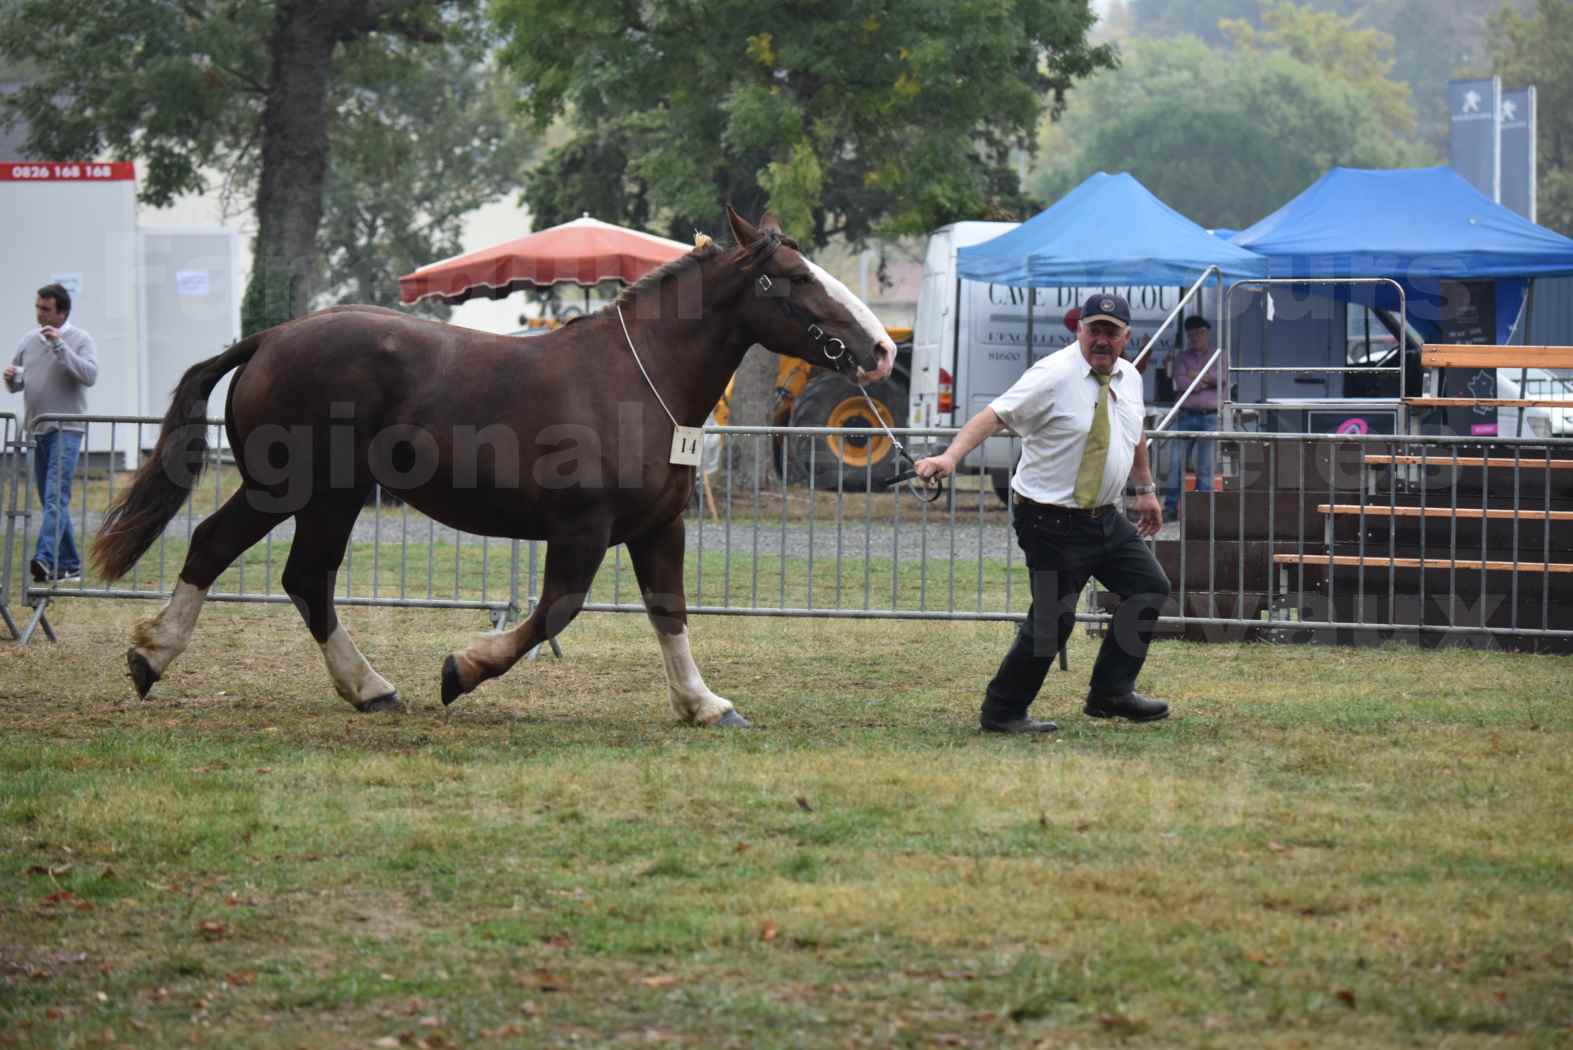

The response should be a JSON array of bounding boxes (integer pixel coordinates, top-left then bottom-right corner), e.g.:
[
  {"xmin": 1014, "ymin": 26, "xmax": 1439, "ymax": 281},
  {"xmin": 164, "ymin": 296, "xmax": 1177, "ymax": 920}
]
[
  {"xmin": 1216, "ymin": 276, "xmax": 1411, "ymax": 437},
  {"xmin": 1128, "ymin": 429, "xmax": 1573, "ymax": 650}
]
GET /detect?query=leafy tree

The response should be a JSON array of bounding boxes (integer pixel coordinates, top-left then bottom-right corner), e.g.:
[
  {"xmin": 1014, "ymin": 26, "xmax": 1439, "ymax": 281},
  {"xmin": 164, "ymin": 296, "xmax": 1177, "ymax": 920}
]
[
  {"xmin": 1032, "ymin": 35, "xmax": 1430, "ymax": 228},
  {"xmin": 1128, "ymin": 0, "xmax": 1268, "ymax": 43},
  {"xmin": 1491, "ymin": 0, "xmax": 1573, "ymax": 235},
  {"xmin": 1130, "ymin": 0, "xmax": 1524, "ymax": 152},
  {"xmin": 309, "ymin": 37, "xmax": 533, "ymax": 314},
  {"xmin": 490, "ymin": 0, "xmax": 1116, "ymax": 245},
  {"xmin": 0, "ymin": 0, "xmax": 495, "ymax": 334},
  {"xmin": 1221, "ymin": 1, "xmax": 1414, "ymax": 136}
]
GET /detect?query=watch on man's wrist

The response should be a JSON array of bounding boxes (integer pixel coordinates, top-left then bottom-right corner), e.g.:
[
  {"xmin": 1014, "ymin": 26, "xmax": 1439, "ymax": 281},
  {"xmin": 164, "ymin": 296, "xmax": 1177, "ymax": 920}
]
[{"xmin": 1130, "ymin": 483, "xmax": 1155, "ymax": 495}]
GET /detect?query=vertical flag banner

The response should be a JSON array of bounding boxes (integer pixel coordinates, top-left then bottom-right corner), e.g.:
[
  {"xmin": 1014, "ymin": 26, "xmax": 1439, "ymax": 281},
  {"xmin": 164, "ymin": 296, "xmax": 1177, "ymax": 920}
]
[
  {"xmin": 1449, "ymin": 77, "xmax": 1501, "ymax": 201},
  {"xmin": 1499, "ymin": 86, "xmax": 1536, "ymax": 221}
]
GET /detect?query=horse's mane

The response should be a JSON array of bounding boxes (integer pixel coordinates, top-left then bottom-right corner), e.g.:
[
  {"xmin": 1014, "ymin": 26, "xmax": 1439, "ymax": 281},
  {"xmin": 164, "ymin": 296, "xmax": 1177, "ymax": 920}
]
[
  {"xmin": 611, "ymin": 241, "xmax": 723, "ymax": 309},
  {"xmin": 610, "ymin": 231, "xmax": 796, "ymax": 310}
]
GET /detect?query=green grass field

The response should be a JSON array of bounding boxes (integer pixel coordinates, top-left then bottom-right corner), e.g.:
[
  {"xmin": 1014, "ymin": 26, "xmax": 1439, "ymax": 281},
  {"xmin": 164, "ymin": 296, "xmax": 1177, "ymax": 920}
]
[{"xmin": 1, "ymin": 597, "xmax": 1569, "ymax": 1049}]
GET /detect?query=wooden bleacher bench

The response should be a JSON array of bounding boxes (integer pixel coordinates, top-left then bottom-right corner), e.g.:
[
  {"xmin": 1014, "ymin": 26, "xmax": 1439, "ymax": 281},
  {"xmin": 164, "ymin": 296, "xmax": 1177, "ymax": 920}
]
[
  {"xmin": 1408, "ymin": 344, "xmax": 1573, "ymax": 411},
  {"xmin": 1405, "ymin": 397, "xmax": 1570, "ymax": 409},
  {"xmin": 1315, "ymin": 503, "xmax": 1573, "ymax": 522},
  {"xmin": 1274, "ymin": 553, "xmax": 1573, "ymax": 574},
  {"xmin": 1364, "ymin": 454, "xmax": 1573, "ymax": 469},
  {"xmin": 1421, "ymin": 344, "xmax": 1573, "ymax": 369}
]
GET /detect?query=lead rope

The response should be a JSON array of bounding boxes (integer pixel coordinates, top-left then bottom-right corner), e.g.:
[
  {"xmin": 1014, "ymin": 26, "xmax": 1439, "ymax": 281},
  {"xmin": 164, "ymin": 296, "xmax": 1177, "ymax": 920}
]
[
  {"xmin": 616, "ymin": 304, "xmax": 683, "ymax": 431},
  {"xmin": 858, "ymin": 382, "xmax": 944, "ymax": 503}
]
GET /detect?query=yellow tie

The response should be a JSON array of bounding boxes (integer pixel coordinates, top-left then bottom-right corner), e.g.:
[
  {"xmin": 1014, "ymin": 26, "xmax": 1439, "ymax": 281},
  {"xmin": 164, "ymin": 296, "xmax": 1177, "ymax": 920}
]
[{"xmin": 1073, "ymin": 372, "xmax": 1113, "ymax": 508}]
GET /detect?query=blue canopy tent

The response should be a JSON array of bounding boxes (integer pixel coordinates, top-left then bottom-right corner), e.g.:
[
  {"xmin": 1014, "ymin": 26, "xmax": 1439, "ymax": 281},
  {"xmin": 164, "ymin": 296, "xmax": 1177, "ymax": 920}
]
[
  {"xmin": 957, "ymin": 171, "xmax": 1270, "ymax": 286},
  {"xmin": 1231, "ymin": 166, "xmax": 1573, "ymax": 343}
]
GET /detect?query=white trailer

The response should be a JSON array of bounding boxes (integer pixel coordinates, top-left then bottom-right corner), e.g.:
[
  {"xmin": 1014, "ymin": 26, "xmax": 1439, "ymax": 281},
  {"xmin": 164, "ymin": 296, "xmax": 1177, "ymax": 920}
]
[{"xmin": 908, "ymin": 220, "xmax": 1188, "ymax": 498}]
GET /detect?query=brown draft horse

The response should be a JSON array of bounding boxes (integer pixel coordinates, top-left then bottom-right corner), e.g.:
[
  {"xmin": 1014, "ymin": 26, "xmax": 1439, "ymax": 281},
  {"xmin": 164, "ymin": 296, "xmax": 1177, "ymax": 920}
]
[{"xmin": 93, "ymin": 208, "xmax": 895, "ymax": 726}]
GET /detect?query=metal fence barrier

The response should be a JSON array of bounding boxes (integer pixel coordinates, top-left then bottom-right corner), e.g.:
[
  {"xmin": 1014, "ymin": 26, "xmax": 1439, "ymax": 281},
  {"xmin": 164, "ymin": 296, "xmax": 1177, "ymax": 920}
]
[
  {"xmin": 9, "ymin": 414, "xmax": 525, "ymax": 644},
  {"xmin": 1143, "ymin": 428, "xmax": 1573, "ymax": 649},
  {"xmin": 4, "ymin": 413, "xmax": 1571, "ymax": 652},
  {"xmin": 0, "ymin": 411, "xmax": 25, "ymax": 638}
]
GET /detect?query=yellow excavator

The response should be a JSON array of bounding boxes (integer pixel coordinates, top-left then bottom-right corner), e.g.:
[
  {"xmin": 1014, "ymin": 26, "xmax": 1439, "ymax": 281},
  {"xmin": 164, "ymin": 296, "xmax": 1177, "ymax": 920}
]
[{"xmin": 766, "ymin": 326, "xmax": 912, "ymax": 490}]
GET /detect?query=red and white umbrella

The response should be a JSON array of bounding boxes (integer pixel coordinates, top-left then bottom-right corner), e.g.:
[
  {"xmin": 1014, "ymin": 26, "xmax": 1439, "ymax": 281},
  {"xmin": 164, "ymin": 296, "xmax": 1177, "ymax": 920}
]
[{"xmin": 398, "ymin": 214, "xmax": 691, "ymax": 306}]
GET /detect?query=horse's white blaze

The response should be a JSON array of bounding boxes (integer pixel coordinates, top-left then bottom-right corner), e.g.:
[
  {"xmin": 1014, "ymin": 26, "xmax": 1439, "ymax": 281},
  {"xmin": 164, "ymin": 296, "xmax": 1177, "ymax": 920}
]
[
  {"xmin": 806, "ymin": 259, "xmax": 897, "ymax": 361},
  {"xmin": 320, "ymin": 626, "xmax": 396, "ymax": 707},
  {"xmin": 132, "ymin": 581, "xmax": 208, "ymax": 675},
  {"xmin": 654, "ymin": 627, "xmax": 734, "ymax": 725}
]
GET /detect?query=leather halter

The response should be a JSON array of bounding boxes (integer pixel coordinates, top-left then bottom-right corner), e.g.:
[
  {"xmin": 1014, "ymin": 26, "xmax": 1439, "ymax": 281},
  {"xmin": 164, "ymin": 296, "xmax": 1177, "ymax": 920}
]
[{"xmin": 749, "ymin": 234, "xmax": 857, "ymax": 375}]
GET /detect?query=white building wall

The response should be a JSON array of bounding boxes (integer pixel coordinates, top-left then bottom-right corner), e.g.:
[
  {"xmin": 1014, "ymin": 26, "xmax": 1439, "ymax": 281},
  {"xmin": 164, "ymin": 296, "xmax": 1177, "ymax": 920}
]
[{"xmin": 0, "ymin": 165, "xmax": 139, "ymax": 420}]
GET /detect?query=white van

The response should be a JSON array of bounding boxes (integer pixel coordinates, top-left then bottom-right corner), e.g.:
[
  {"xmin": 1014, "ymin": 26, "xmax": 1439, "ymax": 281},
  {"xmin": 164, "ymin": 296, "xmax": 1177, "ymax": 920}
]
[
  {"xmin": 907, "ymin": 221, "xmax": 1189, "ymax": 496},
  {"xmin": 1495, "ymin": 368, "xmax": 1564, "ymax": 438}
]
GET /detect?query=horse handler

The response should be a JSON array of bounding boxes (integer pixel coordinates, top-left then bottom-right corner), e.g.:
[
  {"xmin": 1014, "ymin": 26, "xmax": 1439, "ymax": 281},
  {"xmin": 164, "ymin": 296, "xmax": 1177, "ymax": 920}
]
[{"xmin": 914, "ymin": 294, "xmax": 1172, "ymax": 734}]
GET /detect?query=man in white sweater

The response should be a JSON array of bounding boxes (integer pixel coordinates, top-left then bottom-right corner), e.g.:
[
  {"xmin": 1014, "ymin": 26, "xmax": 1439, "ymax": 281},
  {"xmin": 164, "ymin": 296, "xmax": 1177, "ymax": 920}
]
[{"xmin": 5, "ymin": 283, "xmax": 99, "ymax": 583}]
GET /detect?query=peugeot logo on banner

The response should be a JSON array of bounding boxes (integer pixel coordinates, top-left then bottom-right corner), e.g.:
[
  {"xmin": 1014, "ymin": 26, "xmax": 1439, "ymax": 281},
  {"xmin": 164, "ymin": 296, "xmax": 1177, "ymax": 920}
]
[{"xmin": 1461, "ymin": 89, "xmax": 1482, "ymax": 114}]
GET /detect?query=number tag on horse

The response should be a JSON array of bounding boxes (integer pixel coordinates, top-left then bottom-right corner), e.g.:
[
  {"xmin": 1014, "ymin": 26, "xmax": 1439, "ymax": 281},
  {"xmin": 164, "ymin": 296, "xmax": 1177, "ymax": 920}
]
[{"xmin": 669, "ymin": 426, "xmax": 704, "ymax": 467}]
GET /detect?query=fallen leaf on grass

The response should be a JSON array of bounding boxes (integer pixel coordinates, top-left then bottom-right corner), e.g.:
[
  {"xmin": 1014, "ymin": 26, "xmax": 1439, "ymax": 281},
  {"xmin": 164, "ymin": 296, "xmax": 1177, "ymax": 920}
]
[
  {"xmin": 761, "ymin": 920, "xmax": 779, "ymax": 943},
  {"xmin": 641, "ymin": 975, "xmax": 679, "ymax": 988},
  {"xmin": 1335, "ymin": 988, "xmax": 1357, "ymax": 1008},
  {"xmin": 197, "ymin": 920, "xmax": 227, "ymax": 940},
  {"xmin": 225, "ymin": 972, "xmax": 256, "ymax": 987},
  {"xmin": 25, "ymin": 864, "xmax": 72, "ymax": 877},
  {"xmin": 527, "ymin": 970, "xmax": 566, "ymax": 992},
  {"xmin": 795, "ymin": 796, "xmax": 813, "ymax": 813},
  {"xmin": 542, "ymin": 932, "xmax": 572, "ymax": 949},
  {"xmin": 735, "ymin": 841, "xmax": 750, "ymax": 853},
  {"xmin": 480, "ymin": 1024, "xmax": 525, "ymax": 1038},
  {"xmin": 1242, "ymin": 951, "xmax": 1274, "ymax": 966},
  {"xmin": 418, "ymin": 1015, "xmax": 440, "ymax": 1027},
  {"xmin": 372, "ymin": 1038, "xmax": 400, "ymax": 1049},
  {"xmin": 1097, "ymin": 1013, "xmax": 1145, "ymax": 1036},
  {"xmin": 254, "ymin": 767, "xmax": 273, "ymax": 775},
  {"xmin": 1267, "ymin": 841, "xmax": 1290, "ymax": 853}
]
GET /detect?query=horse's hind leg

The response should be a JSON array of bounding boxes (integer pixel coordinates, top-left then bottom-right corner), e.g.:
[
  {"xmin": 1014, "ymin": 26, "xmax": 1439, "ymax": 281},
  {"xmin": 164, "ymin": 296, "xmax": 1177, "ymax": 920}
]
[
  {"xmin": 442, "ymin": 527, "xmax": 609, "ymax": 706},
  {"xmin": 128, "ymin": 488, "xmax": 286, "ymax": 699},
  {"xmin": 282, "ymin": 496, "xmax": 399, "ymax": 712},
  {"xmin": 627, "ymin": 517, "xmax": 746, "ymax": 727}
]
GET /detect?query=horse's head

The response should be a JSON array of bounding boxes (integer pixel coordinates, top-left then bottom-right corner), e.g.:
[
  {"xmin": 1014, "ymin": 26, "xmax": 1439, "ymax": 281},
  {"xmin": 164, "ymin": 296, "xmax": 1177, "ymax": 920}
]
[{"xmin": 726, "ymin": 206, "xmax": 896, "ymax": 384}]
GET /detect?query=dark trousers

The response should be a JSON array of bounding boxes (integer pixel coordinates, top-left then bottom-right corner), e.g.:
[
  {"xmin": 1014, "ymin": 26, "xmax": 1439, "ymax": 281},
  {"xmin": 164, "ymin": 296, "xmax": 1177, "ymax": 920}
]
[{"xmin": 982, "ymin": 501, "xmax": 1171, "ymax": 720}]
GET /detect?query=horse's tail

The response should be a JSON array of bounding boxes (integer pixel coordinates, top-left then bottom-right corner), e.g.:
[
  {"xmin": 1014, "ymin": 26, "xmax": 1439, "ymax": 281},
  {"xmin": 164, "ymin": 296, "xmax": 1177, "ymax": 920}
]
[{"xmin": 92, "ymin": 333, "xmax": 266, "ymax": 582}]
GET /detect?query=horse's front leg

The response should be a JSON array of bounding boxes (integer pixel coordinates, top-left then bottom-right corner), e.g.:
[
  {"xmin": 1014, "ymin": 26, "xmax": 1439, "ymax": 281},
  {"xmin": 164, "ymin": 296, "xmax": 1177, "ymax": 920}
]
[
  {"xmin": 627, "ymin": 516, "xmax": 748, "ymax": 728},
  {"xmin": 441, "ymin": 527, "xmax": 609, "ymax": 706}
]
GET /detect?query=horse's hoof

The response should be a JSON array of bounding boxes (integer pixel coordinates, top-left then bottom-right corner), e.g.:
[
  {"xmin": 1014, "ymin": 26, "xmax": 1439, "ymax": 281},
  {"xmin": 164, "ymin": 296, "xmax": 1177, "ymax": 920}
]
[
  {"xmin": 355, "ymin": 692, "xmax": 403, "ymax": 713},
  {"xmin": 127, "ymin": 649, "xmax": 159, "ymax": 700},
  {"xmin": 714, "ymin": 709, "xmax": 751, "ymax": 729},
  {"xmin": 440, "ymin": 655, "xmax": 466, "ymax": 706}
]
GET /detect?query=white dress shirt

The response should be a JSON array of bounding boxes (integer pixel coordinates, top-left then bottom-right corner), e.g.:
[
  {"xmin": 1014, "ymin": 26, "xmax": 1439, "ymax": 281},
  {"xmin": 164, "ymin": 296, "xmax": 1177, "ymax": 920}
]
[{"xmin": 990, "ymin": 345, "xmax": 1145, "ymax": 508}]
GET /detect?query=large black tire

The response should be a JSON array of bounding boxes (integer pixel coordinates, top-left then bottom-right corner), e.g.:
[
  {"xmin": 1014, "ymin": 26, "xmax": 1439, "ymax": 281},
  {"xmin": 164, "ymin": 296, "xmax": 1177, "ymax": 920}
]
[
  {"xmin": 991, "ymin": 470, "xmax": 1013, "ymax": 508},
  {"xmin": 780, "ymin": 371, "xmax": 908, "ymax": 491}
]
